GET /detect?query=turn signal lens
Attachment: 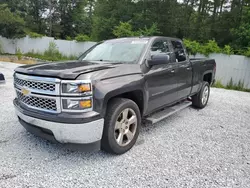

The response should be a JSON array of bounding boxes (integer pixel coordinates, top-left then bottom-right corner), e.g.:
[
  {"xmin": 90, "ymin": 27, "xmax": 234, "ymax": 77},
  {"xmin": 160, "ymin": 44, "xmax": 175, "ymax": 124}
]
[
  {"xmin": 61, "ymin": 81, "xmax": 92, "ymax": 94},
  {"xmin": 62, "ymin": 98, "xmax": 92, "ymax": 111},
  {"xmin": 78, "ymin": 84, "xmax": 91, "ymax": 92},
  {"xmin": 79, "ymin": 100, "xmax": 92, "ymax": 108}
]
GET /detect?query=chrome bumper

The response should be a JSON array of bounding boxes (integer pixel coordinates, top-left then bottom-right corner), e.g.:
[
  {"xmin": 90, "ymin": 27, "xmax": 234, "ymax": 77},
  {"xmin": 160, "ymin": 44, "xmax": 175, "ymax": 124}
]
[{"xmin": 15, "ymin": 107, "xmax": 104, "ymax": 144}]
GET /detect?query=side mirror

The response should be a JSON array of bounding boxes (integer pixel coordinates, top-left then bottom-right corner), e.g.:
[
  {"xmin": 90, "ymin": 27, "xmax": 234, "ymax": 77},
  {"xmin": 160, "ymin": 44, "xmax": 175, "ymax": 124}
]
[{"xmin": 148, "ymin": 54, "xmax": 170, "ymax": 66}]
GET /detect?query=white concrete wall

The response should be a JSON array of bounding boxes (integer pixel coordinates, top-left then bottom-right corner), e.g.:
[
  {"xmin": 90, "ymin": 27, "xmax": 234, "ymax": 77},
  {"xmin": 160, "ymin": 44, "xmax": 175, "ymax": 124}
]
[
  {"xmin": 191, "ymin": 53, "xmax": 250, "ymax": 89},
  {"xmin": 0, "ymin": 36, "xmax": 96, "ymax": 57}
]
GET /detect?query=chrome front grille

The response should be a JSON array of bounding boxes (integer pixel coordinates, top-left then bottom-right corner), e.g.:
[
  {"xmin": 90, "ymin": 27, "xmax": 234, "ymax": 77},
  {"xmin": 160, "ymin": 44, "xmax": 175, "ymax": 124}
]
[
  {"xmin": 14, "ymin": 73, "xmax": 61, "ymax": 113},
  {"xmin": 14, "ymin": 76, "xmax": 56, "ymax": 92},
  {"xmin": 14, "ymin": 73, "xmax": 60, "ymax": 95},
  {"xmin": 14, "ymin": 73, "xmax": 93, "ymax": 113},
  {"xmin": 16, "ymin": 90, "xmax": 57, "ymax": 112}
]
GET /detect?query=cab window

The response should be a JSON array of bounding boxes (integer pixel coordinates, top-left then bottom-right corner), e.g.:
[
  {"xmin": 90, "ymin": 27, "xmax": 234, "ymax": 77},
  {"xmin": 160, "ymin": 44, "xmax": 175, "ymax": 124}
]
[
  {"xmin": 150, "ymin": 40, "xmax": 170, "ymax": 56},
  {"xmin": 171, "ymin": 40, "xmax": 186, "ymax": 62}
]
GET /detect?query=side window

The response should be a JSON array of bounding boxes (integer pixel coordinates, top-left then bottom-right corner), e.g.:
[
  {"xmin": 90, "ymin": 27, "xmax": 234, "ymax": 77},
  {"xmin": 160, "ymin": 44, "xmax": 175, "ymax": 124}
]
[
  {"xmin": 150, "ymin": 40, "xmax": 170, "ymax": 56},
  {"xmin": 171, "ymin": 40, "xmax": 186, "ymax": 62}
]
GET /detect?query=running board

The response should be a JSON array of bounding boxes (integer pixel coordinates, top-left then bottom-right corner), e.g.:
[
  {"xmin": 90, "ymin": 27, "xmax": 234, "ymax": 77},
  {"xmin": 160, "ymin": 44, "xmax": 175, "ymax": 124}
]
[{"xmin": 145, "ymin": 100, "xmax": 192, "ymax": 124}]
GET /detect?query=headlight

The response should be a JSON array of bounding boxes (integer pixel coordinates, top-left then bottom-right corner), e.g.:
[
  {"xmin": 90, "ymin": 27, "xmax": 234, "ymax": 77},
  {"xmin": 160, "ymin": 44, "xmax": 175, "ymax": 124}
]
[
  {"xmin": 61, "ymin": 80, "xmax": 93, "ymax": 112},
  {"xmin": 62, "ymin": 98, "xmax": 92, "ymax": 111},
  {"xmin": 61, "ymin": 80, "xmax": 92, "ymax": 95}
]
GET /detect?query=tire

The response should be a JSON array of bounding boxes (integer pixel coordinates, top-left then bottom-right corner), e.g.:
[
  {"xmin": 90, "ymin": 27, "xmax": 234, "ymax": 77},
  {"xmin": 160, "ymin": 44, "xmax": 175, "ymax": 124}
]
[
  {"xmin": 101, "ymin": 98, "xmax": 141, "ymax": 155},
  {"xmin": 192, "ymin": 81, "xmax": 210, "ymax": 109}
]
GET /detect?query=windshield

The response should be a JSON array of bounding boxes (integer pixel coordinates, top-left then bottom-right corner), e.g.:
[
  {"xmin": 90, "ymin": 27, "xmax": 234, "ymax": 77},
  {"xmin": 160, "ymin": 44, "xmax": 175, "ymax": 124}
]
[{"xmin": 79, "ymin": 39, "xmax": 148, "ymax": 64}]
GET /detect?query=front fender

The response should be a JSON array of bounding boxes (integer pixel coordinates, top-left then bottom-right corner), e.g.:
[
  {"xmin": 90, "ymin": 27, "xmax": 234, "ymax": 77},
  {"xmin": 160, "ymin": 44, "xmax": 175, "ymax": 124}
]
[{"xmin": 92, "ymin": 75, "xmax": 147, "ymax": 117}]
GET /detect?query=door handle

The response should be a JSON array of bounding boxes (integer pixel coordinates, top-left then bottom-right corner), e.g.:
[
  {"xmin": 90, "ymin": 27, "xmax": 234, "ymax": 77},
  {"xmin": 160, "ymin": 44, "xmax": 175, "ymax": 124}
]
[
  {"xmin": 170, "ymin": 69, "xmax": 175, "ymax": 73},
  {"xmin": 187, "ymin": 67, "xmax": 192, "ymax": 70}
]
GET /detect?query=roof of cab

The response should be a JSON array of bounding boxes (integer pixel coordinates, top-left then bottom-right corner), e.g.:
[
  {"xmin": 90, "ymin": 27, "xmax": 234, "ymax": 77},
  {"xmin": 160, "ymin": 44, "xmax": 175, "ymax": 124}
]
[{"xmin": 105, "ymin": 36, "xmax": 182, "ymax": 42}]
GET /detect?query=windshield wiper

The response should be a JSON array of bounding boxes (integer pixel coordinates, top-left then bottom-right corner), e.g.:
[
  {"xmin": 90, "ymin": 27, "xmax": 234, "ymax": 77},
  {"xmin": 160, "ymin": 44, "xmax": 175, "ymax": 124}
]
[
  {"xmin": 83, "ymin": 59, "xmax": 130, "ymax": 64},
  {"xmin": 96, "ymin": 59, "xmax": 113, "ymax": 62}
]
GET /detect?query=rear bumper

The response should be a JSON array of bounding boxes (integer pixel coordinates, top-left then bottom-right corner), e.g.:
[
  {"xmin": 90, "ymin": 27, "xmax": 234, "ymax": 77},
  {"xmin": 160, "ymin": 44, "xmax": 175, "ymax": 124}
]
[{"xmin": 14, "ymin": 100, "xmax": 104, "ymax": 150}]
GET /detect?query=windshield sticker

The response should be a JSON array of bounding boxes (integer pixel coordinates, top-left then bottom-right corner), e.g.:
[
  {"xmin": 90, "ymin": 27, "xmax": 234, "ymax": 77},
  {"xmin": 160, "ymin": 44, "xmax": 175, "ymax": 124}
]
[{"xmin": 131, "ymin": 40, "xmax": 148, "ymax": 44}]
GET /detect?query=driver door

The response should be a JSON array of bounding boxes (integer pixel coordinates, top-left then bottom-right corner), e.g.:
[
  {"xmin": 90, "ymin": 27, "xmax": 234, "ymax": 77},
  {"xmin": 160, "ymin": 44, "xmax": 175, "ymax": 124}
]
[{"xmin": 145, "ymin": 38, "xmax": 179, "ymax": 114}]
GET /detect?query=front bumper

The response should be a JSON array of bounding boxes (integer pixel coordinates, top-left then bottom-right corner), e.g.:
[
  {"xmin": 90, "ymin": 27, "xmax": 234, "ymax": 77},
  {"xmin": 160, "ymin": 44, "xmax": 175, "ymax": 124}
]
[{"xmin": 14, "ymin": 100, "xmax": 104, "ymax": 150}]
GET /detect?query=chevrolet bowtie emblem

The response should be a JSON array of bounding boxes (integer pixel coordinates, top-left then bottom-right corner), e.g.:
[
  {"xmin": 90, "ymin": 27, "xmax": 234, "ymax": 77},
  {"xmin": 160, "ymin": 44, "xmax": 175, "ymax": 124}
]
[{"xmin": 21, "ymin": 88, "xmax": 30, "ymax": 96}]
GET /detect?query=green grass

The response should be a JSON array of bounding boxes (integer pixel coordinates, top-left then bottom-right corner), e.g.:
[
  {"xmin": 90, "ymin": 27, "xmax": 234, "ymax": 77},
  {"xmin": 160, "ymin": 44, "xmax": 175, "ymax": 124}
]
[
  {"xmin": 24, "ymin": 41, "xmax": 77, "ymax": 62},
  {"xmin": 25, "ymin": 52, "xmax": 77, "ymax": 61},
  {"xmin": 213, "ymin": 80, "xmax": 225, "ymax": 89},
  {"xmin": 212, "ymin": 79, "xmax": 250, "ymax": 92}
]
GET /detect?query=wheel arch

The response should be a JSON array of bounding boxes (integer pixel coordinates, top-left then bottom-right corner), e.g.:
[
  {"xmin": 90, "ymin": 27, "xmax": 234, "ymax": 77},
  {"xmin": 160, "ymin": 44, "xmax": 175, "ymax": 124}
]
[
  {"xmin": 203, "ymin": 72, "xmax": 213, "ymax": 85},
  {"xmin": 104, "ymin": 89, "xmax": 145, "ymax": 117}
]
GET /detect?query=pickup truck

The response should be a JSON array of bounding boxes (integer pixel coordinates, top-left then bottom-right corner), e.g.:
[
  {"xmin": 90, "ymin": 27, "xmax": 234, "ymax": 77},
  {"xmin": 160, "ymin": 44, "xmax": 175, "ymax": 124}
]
[{"xmin": 13, "ymin": 37, "xmax": 216, "ymax": 154}]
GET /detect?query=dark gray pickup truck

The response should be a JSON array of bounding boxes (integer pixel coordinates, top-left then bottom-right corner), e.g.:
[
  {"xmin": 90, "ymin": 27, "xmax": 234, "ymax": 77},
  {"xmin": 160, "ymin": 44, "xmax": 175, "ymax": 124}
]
[{"xmin": 13, "ymin": 37, "xmax": 216, "ymax": 154}]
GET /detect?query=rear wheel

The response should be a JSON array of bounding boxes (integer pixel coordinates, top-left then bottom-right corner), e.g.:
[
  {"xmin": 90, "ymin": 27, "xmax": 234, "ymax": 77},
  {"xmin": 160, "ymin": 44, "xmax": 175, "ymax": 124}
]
[
  {"xmin": 192, "ymin": 81, "xmax": 210, "ymax": 109},
  {"xmin": 101, "ymin": 98, "xmax": 141, "ymax": 154}
]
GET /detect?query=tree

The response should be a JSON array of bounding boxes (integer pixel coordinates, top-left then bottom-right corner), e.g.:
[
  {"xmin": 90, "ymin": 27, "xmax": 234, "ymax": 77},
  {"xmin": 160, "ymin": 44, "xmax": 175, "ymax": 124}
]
[
  {"xmin": 26, "ymin": 0, "xmax": 48, "ymax": 34},
  {"xmin": 113, "ymin": 22, "xmax": 134, "ymax": 37},
  {"xmin": 231, "ymin": 6, "xmax": 250, "ymax": 49},
  {"xmin": 0, "ymin": 0, "xmax": 249, "ymax": 56},
  {"xmin": 0, "ymin": 4, "xmax": 26, "ymax": 38}
]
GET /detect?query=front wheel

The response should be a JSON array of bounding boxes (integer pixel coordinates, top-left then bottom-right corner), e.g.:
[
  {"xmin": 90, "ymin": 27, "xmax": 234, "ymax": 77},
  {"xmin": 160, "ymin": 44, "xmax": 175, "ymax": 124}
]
[
  {"xmin": 192, "ymin": 81, "xmax": 210, "ymax": 109},
  {"xmin": 101, "ymin": 98, "xmax": 141, "ymax": 154}
]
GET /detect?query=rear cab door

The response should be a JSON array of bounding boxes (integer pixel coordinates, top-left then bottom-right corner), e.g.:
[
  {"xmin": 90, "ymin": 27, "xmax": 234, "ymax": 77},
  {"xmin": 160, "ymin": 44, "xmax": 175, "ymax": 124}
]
[{"xmin": 170, "ymin": 39, "xmax": 193, "ymax": 99}]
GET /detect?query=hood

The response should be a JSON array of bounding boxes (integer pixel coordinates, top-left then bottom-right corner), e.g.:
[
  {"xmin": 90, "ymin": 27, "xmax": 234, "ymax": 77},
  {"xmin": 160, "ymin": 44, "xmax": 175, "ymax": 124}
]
[{"xmin": 15, "ymin": 61, "xmax": 142, "ymax": 80}]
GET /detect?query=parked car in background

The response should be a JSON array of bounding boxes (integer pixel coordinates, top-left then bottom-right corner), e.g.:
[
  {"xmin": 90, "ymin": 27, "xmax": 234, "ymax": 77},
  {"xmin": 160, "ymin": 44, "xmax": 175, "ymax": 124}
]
[
  {"xmin": 13, "ymin": 36, "xmax": 216, "ymax": 154},
  {"xmin": 0, "ymin": 72, "xmax": 5, "ymax": 84}
]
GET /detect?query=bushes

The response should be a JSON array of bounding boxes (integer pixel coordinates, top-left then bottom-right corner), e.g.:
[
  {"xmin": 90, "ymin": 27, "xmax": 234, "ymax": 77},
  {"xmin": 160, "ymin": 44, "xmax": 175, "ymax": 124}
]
[
  {"xmin": 0, "ymin": 41, "xmax": 4, "ymax": 54},
  {"xmin": 213, "ymin": 80, "xmax": 225, "ymax": 89},
  {"xmin": 25, "ymin": 42, "xmax": 77, "ymax": 61},
  {"xmin": 75, "ymin": 34, "xmax": 91, "ymax": 42},
  {"xmin": 244, "ymin": 47, "xmax": 250, "ymax": 57},
  {"xmin": 183, "ymin": 39, "xmax": 201, "ymax": 56},
  {"xmin": 113, "ymin": 22, "xmax": 161, "ymax": 38},
  {"xmin": 201, "ymin": 40, "xmax": 221, "ymax": 56},
  {"xmin": 184, "ymin": 39, "xmax": 238, "ymax": 56},
  {"xmin": 28, "ymin": 32, "xmax": 43, "ymax": 38},
  {"xmin": 43, "ymin": 42, "xmax": 62, "ymax": 60},
  {"xmin": 184, "ymin": 39, "xmax": 250, "ymax": 57},
  {"xmin": 184, "ymin": 39, "xmax": 226, "ymax": 56},
  {"xmin": 213, "ymin": 79, "xmax": 250, "ymax": 92},
  {"xmin": 134, "ymin": 23, "xmax": 161, "ymax": 36},
  {"xmin": 66, "ymin": 36, "xmax": 72, "ymax": 40},
  {"xmin": 16, "ymin": 48, "xmax": 22, "ymax": 60},
  {"xmin": 223, "ymin": 45, "xmax": 234, "ymax": 55},
  {"xmin": 113, "ymin": 22, "xmax": 134, "ymax": 38}
]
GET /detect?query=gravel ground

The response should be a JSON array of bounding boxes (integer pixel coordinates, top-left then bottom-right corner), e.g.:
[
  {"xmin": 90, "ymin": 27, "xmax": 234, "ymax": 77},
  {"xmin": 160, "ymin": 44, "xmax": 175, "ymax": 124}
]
[{"xmin": 0, "ymin": 61, "xmax": 250, "ymax": 188}]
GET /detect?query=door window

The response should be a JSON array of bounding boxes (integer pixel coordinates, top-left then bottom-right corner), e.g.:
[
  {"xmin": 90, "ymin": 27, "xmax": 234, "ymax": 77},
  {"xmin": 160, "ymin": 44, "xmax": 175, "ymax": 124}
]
[
  {"xmin": 171, "ymin": 40, "xmax": 187, "ymax": 62},
  {"xmin": 150, "ymin": 40, "xmax": 170, "ymax": 56}
]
